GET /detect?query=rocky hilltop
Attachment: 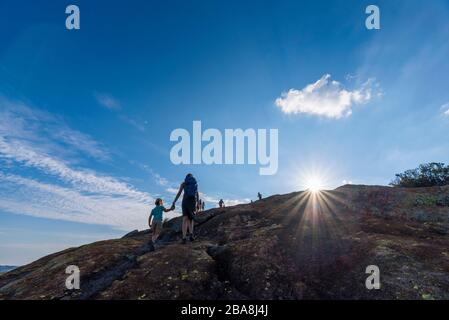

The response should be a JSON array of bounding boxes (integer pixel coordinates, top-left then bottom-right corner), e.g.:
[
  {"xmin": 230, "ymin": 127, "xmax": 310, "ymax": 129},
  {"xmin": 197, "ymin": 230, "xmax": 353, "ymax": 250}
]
[{"xmin": 1, "ymin": 185, "xmax": 448, "ymax": 300}]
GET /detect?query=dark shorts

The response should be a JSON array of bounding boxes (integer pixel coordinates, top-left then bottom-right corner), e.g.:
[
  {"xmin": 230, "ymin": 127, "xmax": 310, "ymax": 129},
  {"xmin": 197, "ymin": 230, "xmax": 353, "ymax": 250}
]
[{"xmin": 182, "ymin": 196, "xmax": 196, "ymax": 220}]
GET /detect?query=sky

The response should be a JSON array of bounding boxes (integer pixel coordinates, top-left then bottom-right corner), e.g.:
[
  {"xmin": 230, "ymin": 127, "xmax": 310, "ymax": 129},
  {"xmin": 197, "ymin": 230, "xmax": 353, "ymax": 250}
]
[{"xmin": 1, "ymin": 0, "xmax": 449, "ymax": 265}]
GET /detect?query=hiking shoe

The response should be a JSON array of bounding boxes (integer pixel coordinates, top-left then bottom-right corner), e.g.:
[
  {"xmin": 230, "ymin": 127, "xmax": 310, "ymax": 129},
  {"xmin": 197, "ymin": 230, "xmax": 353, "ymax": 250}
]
[
  {"xmin": 182, "ymin": 238, "xmax": 187, "ymax": 244},
  {"xmin": 189, "ymin": 234, "xmax": 195, "ymax": 242}
]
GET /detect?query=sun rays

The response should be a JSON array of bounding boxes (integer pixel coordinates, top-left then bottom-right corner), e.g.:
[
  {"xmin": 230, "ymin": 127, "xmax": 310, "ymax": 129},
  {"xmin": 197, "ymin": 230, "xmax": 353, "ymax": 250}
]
[
  {"xmin": 293, "ymin": 164, "xmax": 334, "ymax": 194},
  {"xmin": 280, "ymin": 167, "xmax": 350, "ymax": 261},
  {"xmin": 305, "ymin": 175, "xmax": 326, "ymax": 193}
]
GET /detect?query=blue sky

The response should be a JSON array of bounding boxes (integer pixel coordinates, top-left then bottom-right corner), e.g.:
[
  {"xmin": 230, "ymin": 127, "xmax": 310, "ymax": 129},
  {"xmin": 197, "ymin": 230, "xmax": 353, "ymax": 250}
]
[{"xmin": 1, "ymin": 0, "xmax": 449, "ymax": 265}]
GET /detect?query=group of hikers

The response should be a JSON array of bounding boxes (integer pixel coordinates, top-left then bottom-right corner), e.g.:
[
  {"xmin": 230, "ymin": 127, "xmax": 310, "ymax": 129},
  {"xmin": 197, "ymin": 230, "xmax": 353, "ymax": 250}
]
[
  {"xmin": 148, "ymin": 173, "xmax": 198, "ymax": 247},
  {"xmin": 148, "ymin": 173, "xmax": 263, "ymax": 249}
]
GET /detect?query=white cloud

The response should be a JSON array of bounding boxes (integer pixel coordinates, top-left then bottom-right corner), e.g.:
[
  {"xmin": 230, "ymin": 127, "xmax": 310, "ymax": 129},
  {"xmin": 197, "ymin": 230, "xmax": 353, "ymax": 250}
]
[
  {"xmin": 0, "ymin": 173, "xmax": 150, "ymax": 230},
  {"xmin": 275, "ymin": 74, "xmax": 379, "ymax": 119},
  {"xmin": 51, "ymin": 127, "xmax": 110, "ymax": 161},
  {"xmin": 0, "ymin": 97, "xmax": 109, "ymax": 161},
  {"xmin": 442, "ymin": 102, "xmax": 449, "ymax": 116},
  {"xmin": 0, "ymin": 97, "xmax": 154, "ymax": 230},
  {"xmin": 132, "ymin": 162, "xmax": 174, "ymax": 190},
  {"xmin": 95, "ymin": 92, "xmax": 121, "ymax": 110},
  {"xmin": 0, "ymin": 137, "xmax": 149, "ymax": 201},
  {"xmin": 166, "ymin": 187, "xmax": 179, "ymax": 194},
  {"xmin": 140, "ymin": 164, "xmax": 169, "ymax": 186},
  {"xmin": 119, "ymin": 115, "xmax": 148, "ymax": 132}
]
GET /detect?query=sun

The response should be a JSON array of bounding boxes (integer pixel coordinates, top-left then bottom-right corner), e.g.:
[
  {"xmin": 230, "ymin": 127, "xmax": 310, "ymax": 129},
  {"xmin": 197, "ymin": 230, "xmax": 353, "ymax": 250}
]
[
  {"xmin": 292, "ymin": 164, "xmax": 333, "ymax": 194},
  {"xmin": 305, "ymin": 175, "xmax": 326, "ymax": 193}
]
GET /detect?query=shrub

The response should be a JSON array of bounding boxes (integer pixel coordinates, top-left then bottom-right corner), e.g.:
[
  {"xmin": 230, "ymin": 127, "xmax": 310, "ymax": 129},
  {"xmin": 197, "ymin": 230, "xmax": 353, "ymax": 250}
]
[{"xmin": 390, "ymin": 162, "xmax": 449, "ymax": 188}]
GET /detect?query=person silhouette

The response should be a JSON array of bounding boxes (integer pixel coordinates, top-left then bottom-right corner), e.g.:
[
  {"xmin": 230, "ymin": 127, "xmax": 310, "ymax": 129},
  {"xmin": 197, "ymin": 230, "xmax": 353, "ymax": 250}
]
[
  {"xmin": 172, "ymin": 173, "xmax": 199, "ymax": 244},
  {"xmin": 257, "ymin": 192, "xmax": 262, "ymax": 200}
]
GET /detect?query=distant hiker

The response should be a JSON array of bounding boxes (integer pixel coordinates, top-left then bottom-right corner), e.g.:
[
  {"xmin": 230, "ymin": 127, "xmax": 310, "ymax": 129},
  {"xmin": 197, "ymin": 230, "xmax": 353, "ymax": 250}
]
[
  {"xmin": 149, "ymin": 198, "xmax": 175, "ymax": 246},
  {"xmin": 198, "ymin": 199, "xmax": 203, "ymax": 212},
  {"xmin": 257, "ymin": 192, "xmax": 262, "ymax": 201},
  {"xmin": 219, "ymin": 199, "xmax": 225, "ymax": 208},
  {"xmin": 172, "ymin": 173, "xmax": 199, "ymax": 244},
  {"xmin": 201, "ymin": 201, "xmax": 205, "ymax": 211}
]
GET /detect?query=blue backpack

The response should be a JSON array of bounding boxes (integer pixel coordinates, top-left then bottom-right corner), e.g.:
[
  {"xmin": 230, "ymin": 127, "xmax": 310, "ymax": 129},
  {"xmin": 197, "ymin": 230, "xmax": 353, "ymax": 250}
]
[{"xmin": 184, "ymin": 175, "xmax": 198, "ymax": 197}]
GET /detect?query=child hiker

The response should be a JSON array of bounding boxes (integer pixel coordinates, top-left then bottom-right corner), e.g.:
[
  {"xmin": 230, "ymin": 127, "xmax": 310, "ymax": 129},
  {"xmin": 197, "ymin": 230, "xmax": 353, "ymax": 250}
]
[{"xmin": 149, "ymin": 198, "xmax": 175, "ymax": 245}]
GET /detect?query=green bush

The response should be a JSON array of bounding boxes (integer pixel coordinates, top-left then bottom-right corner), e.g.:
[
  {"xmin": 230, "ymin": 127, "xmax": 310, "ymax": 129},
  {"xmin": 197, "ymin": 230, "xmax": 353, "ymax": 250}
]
[{"xmin": 390, "ymin": 162, "xmax": 449, "ymax": 188}]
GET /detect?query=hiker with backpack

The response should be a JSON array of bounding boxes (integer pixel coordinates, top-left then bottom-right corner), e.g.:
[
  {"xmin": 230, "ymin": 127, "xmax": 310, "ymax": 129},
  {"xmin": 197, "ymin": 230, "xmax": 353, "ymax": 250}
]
[{"xmin": 172, "ymin": 173, "xmax": 199, "ymax": 244}]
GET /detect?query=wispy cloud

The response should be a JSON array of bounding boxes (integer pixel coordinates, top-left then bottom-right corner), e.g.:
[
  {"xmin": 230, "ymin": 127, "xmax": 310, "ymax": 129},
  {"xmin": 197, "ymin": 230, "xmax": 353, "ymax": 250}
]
[
  {"xmin": 0, "ymin": 97, "xmax": 153, "ymax": 230},
  {"xmin": 0, "ymin": 137, "xmax": 149, "ymax": 200},
  {"xmin": 275, "ymin": 74, "xmax": 380, "ymax": 119},
  {"xmin": 119, "ymin": 115, "xmax": 148, "ymax": 132},
  {"xmin": 441, "ymin": 102, "xmax": 449, "ymax": 116},
  {"xmin": 95, "ymin": 92, "xmax": 121, "ymax": 110},
  {"xmin": 0, "ymin": 173, "xmax": 150, "ymax": 229},
  {"xmin": 166, "ymin": 187, "xmax": 178, "ymax": 194},
  {"xmin": 0, "ymin": 97, "xmax": 110, "ymax": 161},
  {"xmin": 136, "ymin": 163, "xmax": 169, "ymax": 186}
]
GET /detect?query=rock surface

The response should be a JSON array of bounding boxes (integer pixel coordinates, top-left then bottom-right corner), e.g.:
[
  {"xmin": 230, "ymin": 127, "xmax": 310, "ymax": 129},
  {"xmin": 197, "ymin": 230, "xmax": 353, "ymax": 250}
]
[{"xmin": 1, "ymin": 185, "xmax": 448, "ymax": 300}]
